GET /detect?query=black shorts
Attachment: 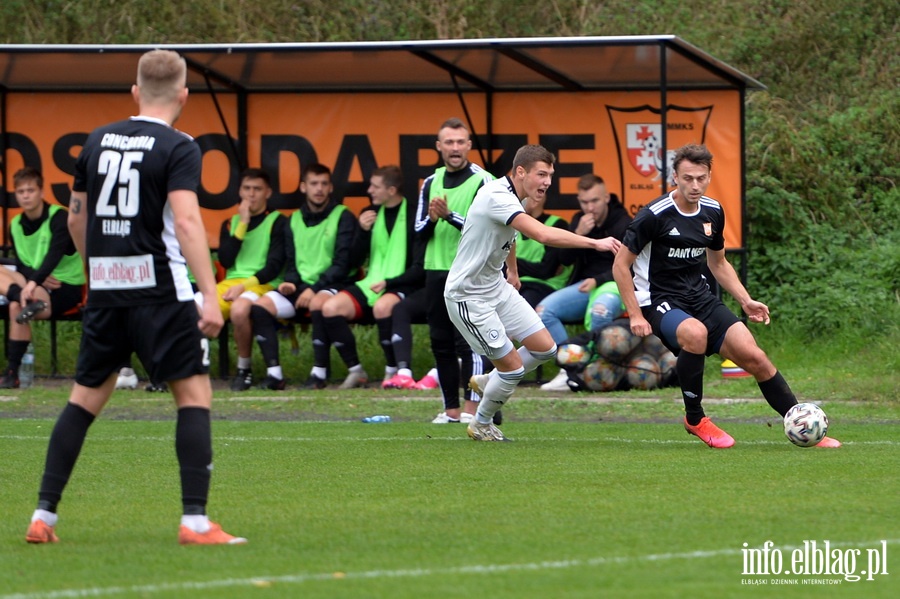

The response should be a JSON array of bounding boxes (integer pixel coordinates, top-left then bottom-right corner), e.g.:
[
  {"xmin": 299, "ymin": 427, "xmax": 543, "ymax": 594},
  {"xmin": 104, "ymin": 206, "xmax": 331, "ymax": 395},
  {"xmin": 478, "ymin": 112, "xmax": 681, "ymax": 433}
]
[
  {"xmin": 339, "ymin": 284, "xmax": 375, "ymax": 323},
  {"xmin": 48, "ymin": 283, "xmax": 84, "ymax": 317},
  {"xmin": 394, "ymin": 287, "xmax": 428, "ymax": 324},
  {"xmin": 75, "ymin": 302, "xmax": 209, "ymax": 387},
  {"xmin": 342, "ymin": 283, "xmax": 417, "ymax": 322},
  {"xmin": 641, "ymin": 294, "xmax": 740, "ymax": 357},
  {"xmin": 283, "ymin": 286, "xmax": 341, "ymax": 324}
]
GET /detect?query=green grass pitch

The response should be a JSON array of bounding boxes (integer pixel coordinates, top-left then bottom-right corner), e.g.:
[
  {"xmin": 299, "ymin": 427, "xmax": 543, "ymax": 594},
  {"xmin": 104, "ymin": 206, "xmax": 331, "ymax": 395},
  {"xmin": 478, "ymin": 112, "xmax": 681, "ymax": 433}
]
[{"xmin": 1, "ymin": 396, "xmax": 897, "ymax": 598}]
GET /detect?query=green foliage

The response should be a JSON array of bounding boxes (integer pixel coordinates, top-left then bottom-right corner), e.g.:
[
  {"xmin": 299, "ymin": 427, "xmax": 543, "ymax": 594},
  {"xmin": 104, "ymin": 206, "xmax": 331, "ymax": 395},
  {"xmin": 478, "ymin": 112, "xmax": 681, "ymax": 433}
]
[{"xmin": 745, "ymin": 84, "xmax": 900, "ymax": 334}]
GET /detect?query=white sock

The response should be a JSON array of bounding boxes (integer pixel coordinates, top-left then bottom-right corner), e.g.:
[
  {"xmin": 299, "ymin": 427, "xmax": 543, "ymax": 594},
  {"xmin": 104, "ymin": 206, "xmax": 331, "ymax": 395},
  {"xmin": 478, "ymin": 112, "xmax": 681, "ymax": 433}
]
[
  {"xmin": 349, "ymin": 364, "xmax": 364, "ymax": 374},
  {"xmin": 426, "ymin": 367, "xmax": 439, "ymax": 381},
  {"xmin": 181, "ymin": 514, "xmax": 210, "ymax": 533},
  {"xmin": 120, "ymin": 367, "xmax": 135, "ymax": 377},
  {"xmin": 267, "ymin": 366, "xmax": 283, "ymax": 380},
  {"xmin": 32, "ymin": 509, "xmax": 58, "ymax": 527},
  {"xmin": 311, "ymin": 366, "xmax": 327, "ymax": 379},
  {"xmin": 519, "ymin": 344, "xmax": 556, "ymax": 374},
  {"xmin": 476, "ymin": 367, "xmax": 524, "ymax": 424},
  {"xmin": 398, "ymin": 367, "xmax": 413, "ymax": 378},
  {"xmin": 237, "ymin": 356, "xmax": 252, "ymax": 369}
]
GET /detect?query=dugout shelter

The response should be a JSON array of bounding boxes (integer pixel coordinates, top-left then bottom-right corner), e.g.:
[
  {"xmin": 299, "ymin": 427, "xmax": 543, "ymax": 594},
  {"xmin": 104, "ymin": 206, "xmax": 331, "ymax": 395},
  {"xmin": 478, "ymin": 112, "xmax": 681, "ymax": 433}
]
[{"xmin": 0, "ymin": 36, "xmax": 764, "ymax": 261}]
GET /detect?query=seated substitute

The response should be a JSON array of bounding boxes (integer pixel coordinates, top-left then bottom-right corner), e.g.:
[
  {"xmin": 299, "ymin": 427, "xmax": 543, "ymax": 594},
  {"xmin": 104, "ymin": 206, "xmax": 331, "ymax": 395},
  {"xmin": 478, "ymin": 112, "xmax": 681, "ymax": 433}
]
[
  {"xmin": 207, "ymin": 168, "xmax": 287, "ymax": 391},
  {"xmin": 249, "ymin": 163, "xmax": 357, "ymax": 389},
  {"xmin": 0, "ymin": 167, "xmax": 85, "ymax": 388},
  {"xmin": 317, "ymin": 166, "xmax": 423, "ymax": 389},
  {"xmin": 537, "ymin": 174, "xmax": 631, "ymax": 391}
]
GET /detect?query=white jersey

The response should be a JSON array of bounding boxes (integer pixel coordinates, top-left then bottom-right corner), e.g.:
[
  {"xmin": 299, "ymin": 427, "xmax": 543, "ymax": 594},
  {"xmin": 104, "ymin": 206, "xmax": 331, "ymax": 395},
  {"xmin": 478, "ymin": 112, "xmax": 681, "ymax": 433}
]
[{"xmin": 445, "ymin": 176, "xmax": 524, "ymax": 301}]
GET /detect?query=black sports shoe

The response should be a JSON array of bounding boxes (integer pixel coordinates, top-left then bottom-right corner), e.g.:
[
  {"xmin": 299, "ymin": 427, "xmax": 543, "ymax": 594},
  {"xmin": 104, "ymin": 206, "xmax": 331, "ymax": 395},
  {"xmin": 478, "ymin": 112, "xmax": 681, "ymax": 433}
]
[
  {"xmin": 300, "ymin": 375, "xmax": 327, "ymax": 390},
  {"xmin": 230, "ymin": 368, "xmax": 253, "ymax": 391},
  {"xmin": 0, "ymin": 368, "xmax": 19, "ymax": 389},
  {"xmin": 145, "ymin": 382, "xmax": 169, "ymax": 392},
  {"xmin": 16, "ymin": 300, "xmax": 48, "ymax": 324},
  {"xmin": 259, "ymin": 375, "xmax": 286, "ymax": 390}
]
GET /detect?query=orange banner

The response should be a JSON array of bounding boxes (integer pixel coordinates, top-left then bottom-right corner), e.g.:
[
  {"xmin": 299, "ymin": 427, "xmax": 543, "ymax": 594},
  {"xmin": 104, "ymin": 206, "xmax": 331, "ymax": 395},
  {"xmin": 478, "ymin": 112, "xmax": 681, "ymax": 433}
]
[{"xmin": 2, "ymin": 89, "xmax": 743, "ymax": 249}]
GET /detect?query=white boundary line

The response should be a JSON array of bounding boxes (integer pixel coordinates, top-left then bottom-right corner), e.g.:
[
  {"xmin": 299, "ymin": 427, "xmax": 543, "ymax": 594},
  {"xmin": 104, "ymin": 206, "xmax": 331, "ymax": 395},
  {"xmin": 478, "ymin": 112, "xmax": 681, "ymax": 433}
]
[
  {"xmin": 2, "ymin": 539, "xmax": 896, "ymax": 599},
  {"xmin": 1, "ymin": 433, "xmax": 898, "ymax": 446}
]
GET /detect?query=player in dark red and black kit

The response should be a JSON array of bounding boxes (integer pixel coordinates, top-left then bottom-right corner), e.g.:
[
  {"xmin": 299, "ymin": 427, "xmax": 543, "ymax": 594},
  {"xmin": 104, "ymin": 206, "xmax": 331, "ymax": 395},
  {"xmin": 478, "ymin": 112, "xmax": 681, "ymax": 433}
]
[
  {"xmin": 25, "ymin": 50, "xmax": 246, "ymax": 545},
  {"xmin": 613, "ymin": 143, "xmax": 840, "ymax": 449}
]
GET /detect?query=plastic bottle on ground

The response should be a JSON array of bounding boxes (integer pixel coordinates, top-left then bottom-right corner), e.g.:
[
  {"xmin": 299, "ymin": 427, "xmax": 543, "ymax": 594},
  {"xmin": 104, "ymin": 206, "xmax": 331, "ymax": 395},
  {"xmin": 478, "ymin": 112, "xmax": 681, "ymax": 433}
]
[
  {"xmin": 20, "ymin": 343, "xmax": 35, "ymax": 388},
  {"xmin": 362, "ymin": 415, "xmax": 391, "ymax": 423}
]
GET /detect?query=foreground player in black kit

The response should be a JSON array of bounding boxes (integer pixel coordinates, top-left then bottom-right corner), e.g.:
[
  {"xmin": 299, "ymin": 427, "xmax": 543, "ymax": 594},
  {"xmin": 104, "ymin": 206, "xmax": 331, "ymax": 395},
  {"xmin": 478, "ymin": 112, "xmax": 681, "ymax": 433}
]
[
  {"xmin": 26, "ymin": 50, "xmax": 247, "ymax": 545},
  {"xmin": 613, "ymin": 143, "xmax": 840, "ymax": 449}
]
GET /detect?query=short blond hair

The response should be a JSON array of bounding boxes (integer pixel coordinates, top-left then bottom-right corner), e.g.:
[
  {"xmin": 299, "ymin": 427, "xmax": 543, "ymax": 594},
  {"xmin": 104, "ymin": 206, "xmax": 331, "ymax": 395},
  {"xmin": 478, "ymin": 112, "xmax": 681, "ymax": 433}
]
[{"xmin": 137, "ymin": 50, "xmax": 186, "ymax": 104}]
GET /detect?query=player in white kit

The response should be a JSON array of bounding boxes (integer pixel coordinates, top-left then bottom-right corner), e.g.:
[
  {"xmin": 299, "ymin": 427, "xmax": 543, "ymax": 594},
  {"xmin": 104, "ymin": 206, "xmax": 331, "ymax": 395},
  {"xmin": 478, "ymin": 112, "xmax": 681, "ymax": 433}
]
[{"xmin": 444, "ymin": 145, "xmax": 621, "ymax": 441}]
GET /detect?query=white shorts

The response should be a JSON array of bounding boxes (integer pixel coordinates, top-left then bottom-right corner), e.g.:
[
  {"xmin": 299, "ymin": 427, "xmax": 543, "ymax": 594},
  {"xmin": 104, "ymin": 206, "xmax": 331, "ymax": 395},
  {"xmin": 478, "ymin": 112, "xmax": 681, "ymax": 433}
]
[{"xmin": 445, "ymin": 283, "xmax": 544, "ymax": 360}]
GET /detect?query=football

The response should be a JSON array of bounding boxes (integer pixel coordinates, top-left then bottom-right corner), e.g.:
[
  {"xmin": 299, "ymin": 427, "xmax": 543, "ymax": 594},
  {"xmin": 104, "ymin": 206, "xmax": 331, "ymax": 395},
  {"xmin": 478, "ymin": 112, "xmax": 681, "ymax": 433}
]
[
  {"xmin": 599, "ymin": 324, "xmax": 641, "ymax": 362},
  {"xmin": 625, "ymin": 353, "xmax": 662, "ymax": 390},
  {"xmin": 639, "ymin": 333, "xmax": 668, "ymax": 359},
  {"xmin": 581, "ymin": 358, "xmax": 624, "ymax": 391},
  {"xmin": 657, "ymin": 350, "xmax": 677, "ymax": 381},
  {"xmin": 783, "ymin": 403, "xmax": 829, "ymax": 447},
  {"xmin": 556, "ymin": 343, "xmax": 590, "ymax": 366}
]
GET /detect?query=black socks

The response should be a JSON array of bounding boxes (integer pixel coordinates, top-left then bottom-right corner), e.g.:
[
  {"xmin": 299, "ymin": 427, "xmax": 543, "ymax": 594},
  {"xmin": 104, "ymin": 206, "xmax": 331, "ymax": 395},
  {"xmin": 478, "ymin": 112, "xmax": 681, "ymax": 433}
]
[
  {"xmin": 311, "ymin": 310, "xmax": 330, "ymax": 369},
  {"xmin": 6, "ymin": 339, "xmax": 29, "ymax": 371},
  {"xmin": 176, "ymin": 407, "xmax": 212, "ymax": 515},
  {"xmin": 324, "ymin": 315, "xmax": 359, "ymax": 368},
  {"xmin": 376, "ymin": 317, "xmax": 396, "ymax": 368},
  {"xmin": 250, "ymin": 305, "xmax": 280, "ymax": 367},
  {"xmin": 677, "ymin": 350, "xmax": 707, "ymax": 425},
  {"xmin": 36, "ymin": 404, "xmax": 214, "ymax": 516},
  {"xmin": 758, "ymin": 371, "xmax": 797, "ymax": 417},
  {"xmin": 37, "ymin": 403, "xmax": 96, "ymax": 513}
]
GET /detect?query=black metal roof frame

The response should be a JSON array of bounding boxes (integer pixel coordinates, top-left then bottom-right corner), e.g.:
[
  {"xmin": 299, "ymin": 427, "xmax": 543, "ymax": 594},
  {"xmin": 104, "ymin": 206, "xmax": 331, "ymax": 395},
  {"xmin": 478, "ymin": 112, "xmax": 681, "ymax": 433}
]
[{"xmin": 0, "ymin": 36, "xmax": 764, "ymax": 94}]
